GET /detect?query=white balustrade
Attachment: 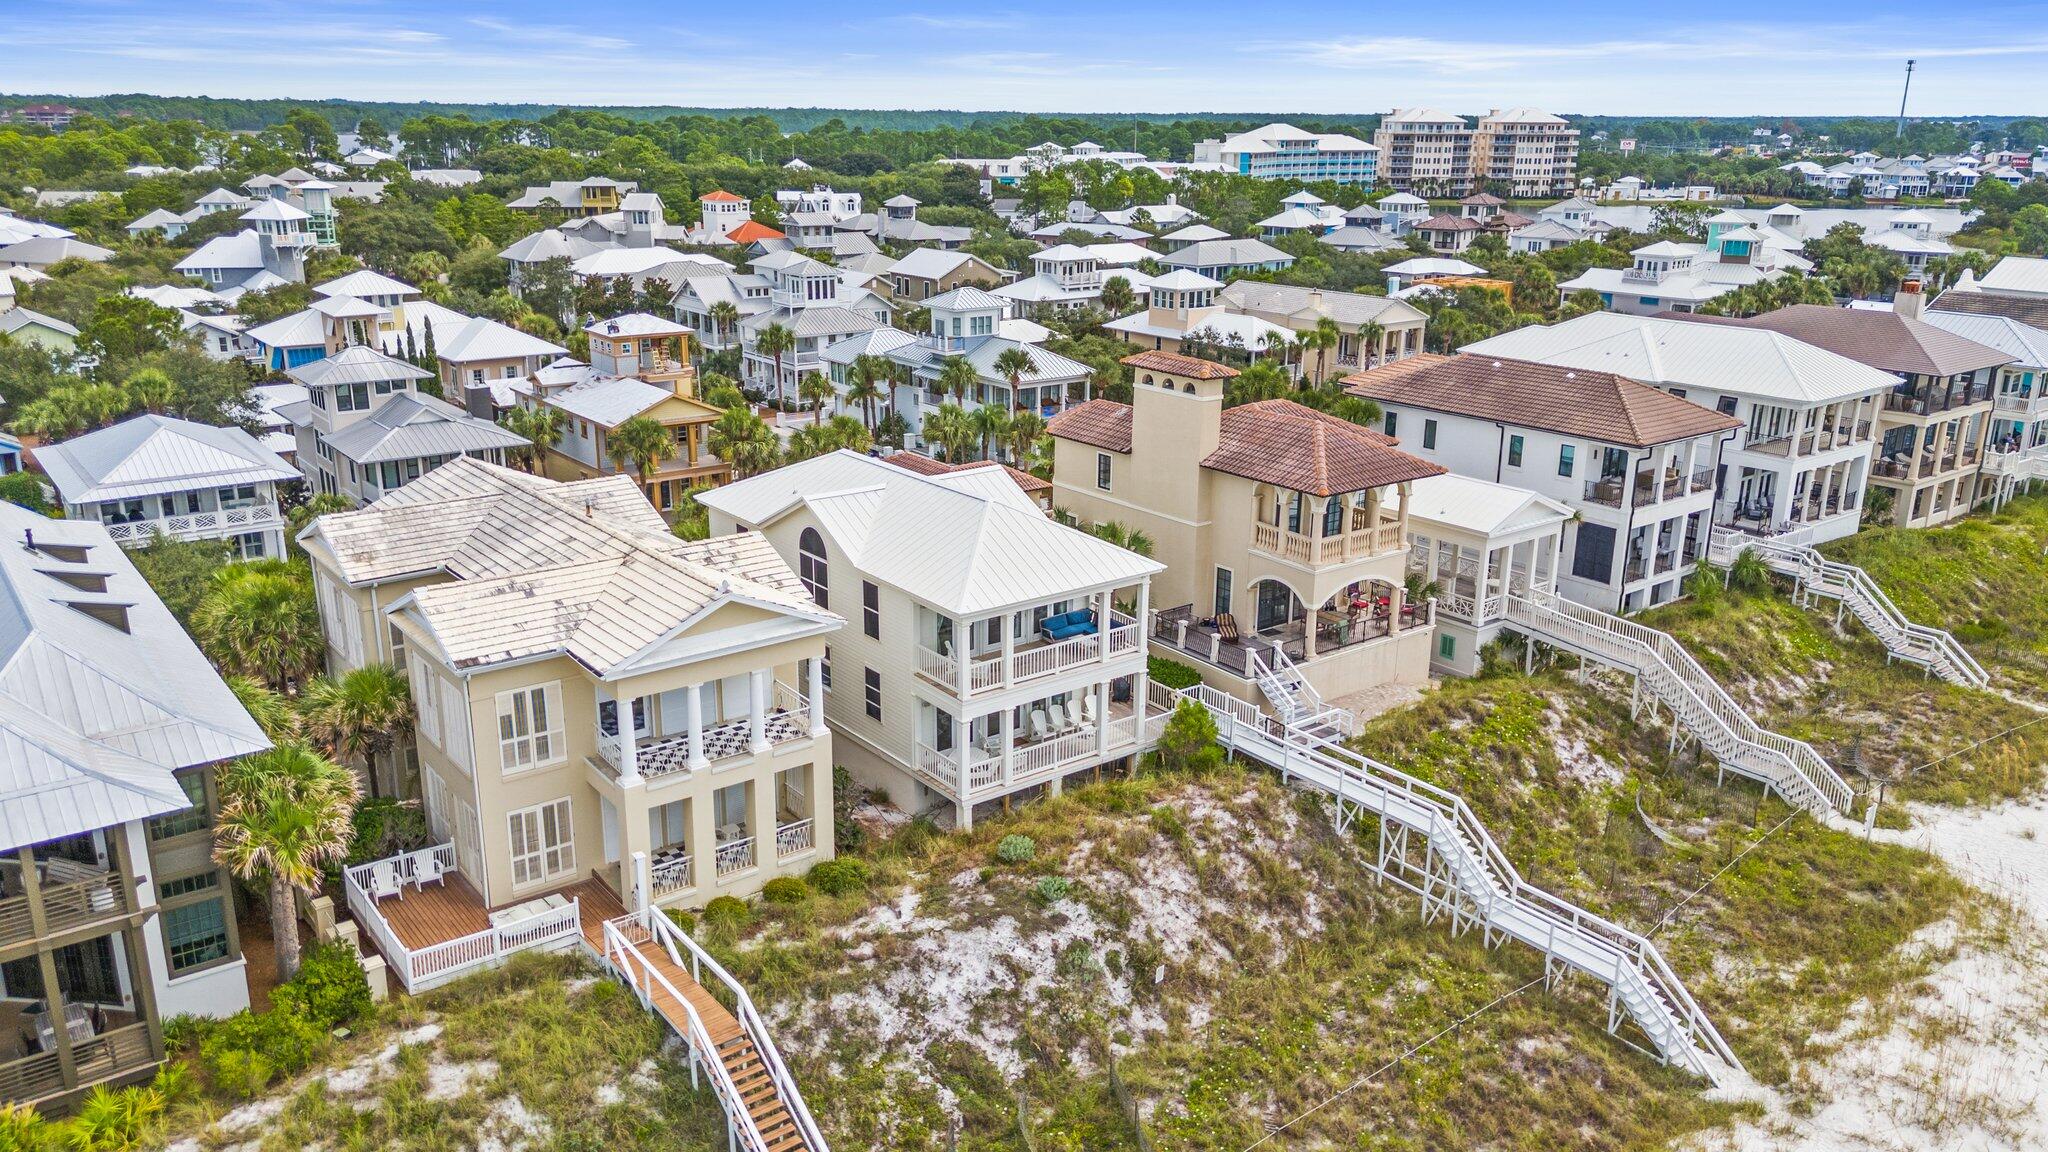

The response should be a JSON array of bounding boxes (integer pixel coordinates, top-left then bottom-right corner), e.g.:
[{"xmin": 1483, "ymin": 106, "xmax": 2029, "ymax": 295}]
[
  {"xmin": 775, "ymin": 819, "xmax": 816, "ymax": 858},
  {"xmin": 715, "ymin": 837, "xmax": 756, "ymax": 877}
]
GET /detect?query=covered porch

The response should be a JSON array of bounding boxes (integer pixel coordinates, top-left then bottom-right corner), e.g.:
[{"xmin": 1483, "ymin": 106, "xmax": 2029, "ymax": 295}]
[
  {"xmin": 589, "ymin": 661, "xmax": 825, "ymax": 784},
  {"xmin": 911, "ymin": 673, "xmax": 1171, "ymax": 812},
  {"xmin": 1247, "ymin": 482, "xmax": 1410, "ymax": 569},
  {"xmin": 1149, "ymin": 573, "xmax": 1430, "ymax": 675},
  {"xmin": 628, "ymin": 762, "xmax": 824, "ymax": 907},
  {"xmin": 913, "ymin": 586, "xmax": 1148, "ymax": 698}
]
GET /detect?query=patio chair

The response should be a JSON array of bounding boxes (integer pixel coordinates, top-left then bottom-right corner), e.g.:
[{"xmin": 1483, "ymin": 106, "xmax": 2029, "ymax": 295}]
[
  {"xmin": 369, "ymin": 860, "xmax": 404, "ymax": 901},
  {"xmin": 980, "ymin": 731, "xmax": 1003, "ymax": 756},
  {"xmin": 1080, "ymin": 694, "xmax": 1099, "ymax": 726},
  {"xmin": 1048, "ymin": 703, "xmax": 1074, "ymax": 734},
  {"xmin": 410, "ymin": 849, "xmax": 448, "ymax": 890},
  {"xmin": 1028, "ymin": 709, "xmax": 1051, "ymax": 742},
  {"xmin": 1215, "ymin": 613, "xmax": 1241, "ymax": 644}
]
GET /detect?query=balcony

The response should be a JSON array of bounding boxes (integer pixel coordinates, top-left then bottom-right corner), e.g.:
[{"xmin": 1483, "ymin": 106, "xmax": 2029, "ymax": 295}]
[
  {"xmin": 1632, "ymin": 467, "xmax": 1714, "ymax": 507},
  {"xmin": 1249, "ymin": 520, "xmax": 1405, "ymax": 567},
  {"xmin": 593, "ymin": 682, "xmax": 814, "ymax": 781},
  {"xmin": 99, "ymin": 504, "xmax": 282, "ymax": 546},
  {"xmin": 342, "ymin": 845, "xmax": 584, "ymax": 993},
  {"xmin": 1994, "ymin": 391, "xmax": 2046, "ymax": 415},
  {"xmin": 911, "ymin": 693, "xmax": 1168, "ymax": 803},
  {"xmin": 1884, "ymin": 382, "xmax": 1992, "ymax": 415},
  {"xmin": 0, "ymin": 861, "xmax": 133, "ymax": 955},
  {"xmin": 916, "ymin": 612, "xmax": 1141, "ymax": 697},
  {"xmin": 0, "ymin": 1020, "xmax": 154, "ymax": 1107},
  {"xmin": 1149, "ymin": 595, "xmax": 1432, "ymax": 677},
  {"xmin": 1744, "ymin": 422, "xmax": 1875, "ymax": 457}
]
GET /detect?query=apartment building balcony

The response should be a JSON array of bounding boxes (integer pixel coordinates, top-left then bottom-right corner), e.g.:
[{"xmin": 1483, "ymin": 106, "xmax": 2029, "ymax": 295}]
[
  {"xmin": 0, "ymin": 857, "xmax": 135, "ymax": 960},
  {"xmin": 1582, "ymin": 467, "xmax": 1712, "ymax": 509},
  {"xmin": 1994, "ymin": 390, "xmax": 2048, "ymax": 417},
  {"xmin": 342, "ymin": 844, "xmax": 585, "ymax": 994},
  {"xmin": 910, "ymin": 685, "xmax": 1169, "ymax": 805},
  {"xmin": 1743, "ymin": 422, "xmax": 1875, "ymax": 458},
  {"xmin": 1249, "ymin": 520, "xmax": 1406, "ymax": 568},
  {"xmin": 1872, "ymin": 447, "xmax": 1982, "ymax": 482},
  {"xmin": 0, "ymin": 1012, "xmax": 153, "ymax": 1109},
  {"xmin": 1884, "ymin": 382, "xmax": 1992, "ymax": 415},
  {"xmin": 915, "ymin": 605, "xmax": 1142, "ymax": 699},
  {"xmin": 97, "ymin": 504, "xmax": 283, "ymax": 546},
  {"xmin": 591, "ymin": 680, "xmax": 817, "ymax": 783}
]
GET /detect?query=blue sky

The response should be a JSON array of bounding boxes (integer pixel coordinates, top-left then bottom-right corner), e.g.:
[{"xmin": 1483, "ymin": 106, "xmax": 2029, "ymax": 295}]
[{"xmin": 8, "ymin": 0, "xmax": 2048, "ymax": 117}]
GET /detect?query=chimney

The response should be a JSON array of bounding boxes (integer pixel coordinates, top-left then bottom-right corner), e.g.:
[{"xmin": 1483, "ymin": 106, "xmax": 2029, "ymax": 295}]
[{"xmin": 1896, "ymin": 277, "xmax": 1925, "ymax": 320}]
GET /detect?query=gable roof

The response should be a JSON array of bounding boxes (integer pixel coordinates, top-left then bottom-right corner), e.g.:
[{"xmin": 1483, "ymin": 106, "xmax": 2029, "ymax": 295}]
[
  {"xmin": 437, "ymin": 316, "xmax": 569, "ymax": 363},
  {"xmin": 697, "ymin": 451, "xmax": 1159, "ymax": 615},
  {"xmin": 880, "ymin": 452, "xmax": 1052, "ymax": 496},
  {"xmin": 1405, "ymin": 473, "xmax": 1573, "ymax": 539},
  {"xmin": 1930, "ymin": 287, "xmax": 2048, "ymax": 329},
  {"xmin": 37, "ymin": 414, "xmax": 297, "ymax": 504},
  {"xmin": 1346, "ymin": 353, "xmax": 1742, "ymax": 447},
  {"xmin": 313, "ymin": 269, "xmax": 416, "ymax": 299},
  {"xmin": 1672, "ymin": 305, "xmax": 2011, "ymax": 377},
  {"xmin": 321, "ymin": 393, "xmax": 527, "ymax": 464},
  {"xmin": 286, "ymin": 344, "xmax": 435, "ymax": 388},
  {"xmin": 725, "ymin": 220, "xmax": 786, "ymax": 244},
  {"xmin": 0, "ymin": 504, "xmax": 268, "ymax": 851},
  {"xmin": 1051, "ymin": 398, "xmax": 1444, "ymax": 496}
]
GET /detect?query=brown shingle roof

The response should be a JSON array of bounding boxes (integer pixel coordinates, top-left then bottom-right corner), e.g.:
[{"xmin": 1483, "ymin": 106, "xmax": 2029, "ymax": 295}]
[
  {"xmin": 1344, "ymin": 353, "xmax": 1740, "ymax": 447},
  {"xmin": 1046, "ymin": 399, "xmax": 1133, "ymax": 453},
  {"xmin": 1930, "ymin": 290, "xmax": 2048, "ymax": 330},
  {"xmin": 1460, "ymin": 193, "xmax": 1507, "ymax": 206},
  {"xmin": 1670, "ymin": 304, "xmax": 2010, "ymax": 378},
  {"xmin": 1118, "ymin": 349, "xmax": 1238, "ymax": 379},
  {"xmin": 1416, "ymin": 214, "xmax": 1483, "ymax": 232},
  {"xmin": 1206, "ymin": 400, "xmax": 1444, "ymax": 496}
]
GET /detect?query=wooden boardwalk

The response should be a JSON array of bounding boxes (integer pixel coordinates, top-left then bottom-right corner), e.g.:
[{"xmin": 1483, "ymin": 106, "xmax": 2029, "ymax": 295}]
[{"xmin": 575, "ymin": 879, "xmax": 811, "ymax": 1151}]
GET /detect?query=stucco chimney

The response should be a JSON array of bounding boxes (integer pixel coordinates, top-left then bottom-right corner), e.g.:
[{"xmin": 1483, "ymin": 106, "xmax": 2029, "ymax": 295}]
[{"xmin": 1896, "ymin": 277, "xmax": 1925, "ymax": 320}]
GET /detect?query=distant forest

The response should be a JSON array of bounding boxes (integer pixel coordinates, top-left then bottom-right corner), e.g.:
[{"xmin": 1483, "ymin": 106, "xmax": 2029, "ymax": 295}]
[{"xmin": 7, "ymin": 94, "xmax": 2042, "ymax": 156}]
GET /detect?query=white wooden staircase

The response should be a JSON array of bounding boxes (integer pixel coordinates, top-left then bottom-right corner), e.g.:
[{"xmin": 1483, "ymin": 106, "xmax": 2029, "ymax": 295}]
[
  {"xmin": 1707, "ymin": 528, "xmax": 1987, "ymax": 689},
  {"xmin": 1162, "ymin": 682, "xmax": 1744, "ymax": 1084},
  {"xmin": 1247, "ymin": 646, "xmax": 1355, "ymax": 740},
  {"xmin": 1503, "ymin": 592, "xmax": 1854, "ymax": 817}
]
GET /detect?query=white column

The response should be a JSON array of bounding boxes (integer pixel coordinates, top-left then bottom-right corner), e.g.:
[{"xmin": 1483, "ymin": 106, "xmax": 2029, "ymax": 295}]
[
  {"xmin": 1094, "ymin": 681, "xmax": 1111, "ymax": 760},
  {"xmin": 685, "ymin": 683, "xmax": 707, "ymax": 771},
  {"xmin": 618, "ymin": 690, "xmax": 639, "ymax": 783},
  {"xmin": 629, "ymin": 849, "xmax": 647, "ymax": 912},
  {"xmin": 1098, "ymin": 589, "xmax": 1114, "ymax": 664},
  {"xmin": 806, "ymin": 656, "xmax": 827, "ymax": 736},
  {"xmin": 954, "ymin": 616, "xmax": 972, "ymax": 697},
  {"xmin": 956, "ymin": 710, "xmax": 973, "ymax": 812},
  {"xmin": 1000, "ymin": 613, "xmax": 1016, "ymax": 687},
  {"xmin": 748, "ymin": 669, "xmax": 770, "ymax": 753},
  {"xmin": 998, "ymin": 707, "xmax": 1014, "ymax": 783},
  {"xmin": 1135, "ymin": 581, "xmax": 1150, "ymax": 649}
]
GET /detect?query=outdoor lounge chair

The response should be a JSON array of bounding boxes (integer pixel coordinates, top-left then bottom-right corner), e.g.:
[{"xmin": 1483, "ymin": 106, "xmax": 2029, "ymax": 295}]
[
  {"xmin": 1028, "ymin": 709, "xmax": 1051, "ymax": 742},
  {"xmin": 1215, "ymin": 614, "xmax": 1241, "ymax": 644},
  {"xmin": 1048, "ymin": 703, "xmax": 1075, "ymax": 734},
  {"xmin": 369, "ymin": 860, "xmax": 404, "ymax": 901},
  {"xmin": 1080, "ymin": 694, "xmax": 1099, "ymax": 726},
  {"xmin": 409, "ymin": 849, "xmax": 448, "ymax": 890}
]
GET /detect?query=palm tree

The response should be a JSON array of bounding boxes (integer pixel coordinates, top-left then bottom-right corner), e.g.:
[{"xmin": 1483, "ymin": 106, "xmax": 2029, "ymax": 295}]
[
  {"xmin": 708, "ymin": 406, "xmax": 781, "ymax": 478},
  {"xmin": 992, "ymin": 347, "xmax": 1037, "ymax": 414},
  {"xmin": 969, "ymin": 405, "xmax": 1012, "ymax": 462},
  {"xmin": 298, "ymin": 664, "xmax": 413, "ymax": 798},
  {"xmin": 707, "ymin": 300, "xmax": 740, "ymax": 350},
  {"xmin": 754, "ymin": 322, "xmax": 796, "ymax": 403},
  {"xmin": 785, "ymin": 425, "xmax": 830, "ymax": 462},
  {"xmin": 194, "ymin": 561, "xmax": 323, "ymax": 692},
  {"xmin": 1305, "ymin": 317, "xmax": 1341, "ymax": 385},
  {"xmin": 1356, "ymin": 320, "xmax": 1386, "ymax": 369},
  {"xmin": 214, "ymin": 742, "xmax": 361, "ymax": 982},
  {"xmin": 498, "ymin": 404, "xmax": 562, "ymax": 473},
  {"xmin": 1006, "ymin": 410, "xmax": 1046, "ymax": 468},
  {"xmin": 1089, "ymin": 521, "xmax": 1154, "ymax": 557},
  {"xmin": 921, "ymin": 403, "xmax": 977, "ymax": 463},
  {"xmin": 227, "ymin": 675, "xmax": 297, "ymax": 742},
  {"xmin": 124, "ymin": 368, "xmax": 178, "ymax": 415},
  {"xmin": 845, "ymin": 355, "xmax": 889, "ymax": 432},
  {"xmin": 824, "ymin": 414, "xmax": 872, "ymax": 454},
  {"xmin": 606, "ymin": 415, "xmax": 676, "ymax": 495},
  {"xmin": 935, "ymin": 354, "xmax": 977, "ymax": 407},
  {"xmin": 798, "ymin": 372, "xmax": 836, "ymax": 426},
  {"xmin": 1100, "ymin": 275, "xmax": 1135, "ymax": 315}
]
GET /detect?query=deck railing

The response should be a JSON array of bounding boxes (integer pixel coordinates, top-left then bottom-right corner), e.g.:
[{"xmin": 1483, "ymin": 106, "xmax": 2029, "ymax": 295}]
[
  {"xmin": 0, "ymin": 869, "xmax": 131, "ymax": 950},
  {"xmin": 775, "ymin": 819, "xmax": 816, "ymax": 858},
  {"xmin": 915, "ymin": 612, "xmax": 1138, "ymax": 696}
]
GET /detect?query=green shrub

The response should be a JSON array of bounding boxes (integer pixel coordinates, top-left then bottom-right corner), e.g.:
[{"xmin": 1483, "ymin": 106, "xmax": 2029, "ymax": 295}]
[
  {"xmin": 663, "ymin": 907, "xmax": 697, "ymax": 934},
  {"xmin": 66, "ymin": 1084, "xmax": 163, "ymax": 1151},
  {"xmin": 269, "ymin": 941, "xmax": 371, "ymax": 1031},
  {"xmin": 0, "ymin": 1102, "xmax": 50, "ymax": 1152},
  {"xmin": 831, "ymin": 765, "xmax": 868, "ymax": 855},
  {"xmin": 1031, "ymin": 875, "xmax": 1071, "ymax": 904},
  {"xmin": 761, "ymin": 876, "xmax": 810, "ymax": 905},
  {"xmin": 1148, "ymin": 804, "xmax": 1186, "ymax": 843},
  {"xmin": 1146, "ymin": 655, "xmax": 1203, "ymax": 691},
  {"xmin": 149, "ymin": 1060, "xmax": 196, "ymax": 1106},
  {"xmin": 341, "ymin": 798, "xmax": 432, "ymax": 872},
  {"xmin": 808, "ymin": 857, "xmax": 870, "ymax": 896},
  {"xmin": 206, "ymin": 1048, "xmax": 274, "ymax": 1101},
  {"xmin": 896, "ymin": 815, "xmax": 941, "ymax": 857},
  {"xmin": 994, "ymin": 834, "xmax": 1037, "ymax": 864},
  {"xmin": 1155, "ymin": 699, "xmax": 1223, "ymax": 775},
  {"xmin": 199, "ymin": 1007, "xmax": 327, "ymax": 1094},
  {"xmin": 0, "ymin": 472, "xmax": 53, "ymax": 515},
  {"xmin": 702, "ymin": 895, "xmax": 751, "ymax": 929}
]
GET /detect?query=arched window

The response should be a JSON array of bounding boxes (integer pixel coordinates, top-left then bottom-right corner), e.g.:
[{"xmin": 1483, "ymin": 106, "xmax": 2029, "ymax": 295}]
[
  {"xmin": 799, "ymin": 528, "xmax": 828, "ymax": 608},
  {"xmin": 1183, "ymin": 382, "xmax": 1196, "ymax": 394},
  {"xmin": 1142, "ymin": 374, "xmax": 1154, "ymax": 387}
]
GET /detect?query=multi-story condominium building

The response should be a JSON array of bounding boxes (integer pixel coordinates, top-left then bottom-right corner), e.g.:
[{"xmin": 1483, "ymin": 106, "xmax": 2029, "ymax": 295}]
[
  {"xmin": 1349, "ymin": 353, "xmax": 1739, "ymax": 613},
  {"xmin": 1471, "ymin": 108, "xmax": 1581, "ymax": 197},
  {"xmin": 1467, "ymin": 313, "xmax": 1900, "ymax": 545},
  {"xmin": 1373, "ymin": 109, "xmax": 1476, "ymax": 195},
  {"xmin": 1402, "ymin": 473, "xmax": 1573, "ymax": 676},
  {"xmin": 1190, "ymin": 123, "xmax": 1380, "ymax": 186},
  {"xmin": 515, "ymin": 314, "xmax": 729, "ymax": 510},
  {"xmin": 1049, "ymin": 352, "xmax": 1444, "ymax": 709},
  {"xmin": 0, "ymin": 503, "xmax": 267, "ymax": 1111},
  {"xmin": 699, "ymin": 451, "xmax": 1164, "ymax": 829},
  {"xmin": 1929, "ymin": 260, "xmax": 2048, "ymax": 452},
  {"xmin": 304, "ymin": 459, "xmax": 837, "ymax": 989},
  {"xmin": 38, "ymin": 414, "xmax": 299, "ymax": 558},
  {"xmin": 736, "ymin": 252, "xmax": 894, "ymax": 400},
  {"xmin": 1674, "ymin": 294, "xmax": 2012, "ymax": 529},
  {"xmin": 278, "ymin": 326, "xmax": 525, "ymax": 505}
]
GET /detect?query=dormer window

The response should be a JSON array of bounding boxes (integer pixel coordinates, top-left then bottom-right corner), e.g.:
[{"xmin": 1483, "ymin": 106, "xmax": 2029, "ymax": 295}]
[
  {"xmin": 65, "ymin": 601, "xmax": 131, "ymax": 633},
  {"xmin": 39, "ymin": 570, "xmax": 108, "ymax": 593}
]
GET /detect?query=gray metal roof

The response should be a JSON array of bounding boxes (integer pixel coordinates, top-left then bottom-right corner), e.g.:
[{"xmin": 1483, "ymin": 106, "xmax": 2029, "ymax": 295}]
[
  {"xmin": 286, "ymin": 345, "xmax": 435, "ymax": 388},
  {"xmin": 0, "ymin": 504, "xmax": 268, "ymax": 852},
  {"xmin": 321, "ymin": 393, "xmax": 527, "ymax": 464},
  {"xmin": 37, "ymin": 414, "xmax": 298, "ymax": 504}
]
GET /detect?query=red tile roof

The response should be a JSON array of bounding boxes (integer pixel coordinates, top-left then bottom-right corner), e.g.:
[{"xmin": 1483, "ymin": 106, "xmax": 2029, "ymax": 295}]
[
  {"xmin": 1047, "ymin": 399, "xmax": 1133, "ymax": 453},
  {"xmin": 1119, "ymin": 350, "xmax": 1239, "ymax": 379},
  {"xmin": 725, "ymin": 220, "xmax": 786, "ymax": 243},
  {"xmin": 881, "ymin": 451, "xmax": 1052, "ymax": 495},
  {"xmin": 1416, "ymin": 214, "xmax": 1483, "ymax": 232},
  {"xmin": 699, "ymin": 190, "xmax": 745, "ymax": 202},
  {"xmin": 1344, "ymin": 353, "xmax": 1741, "ymax": 447}
]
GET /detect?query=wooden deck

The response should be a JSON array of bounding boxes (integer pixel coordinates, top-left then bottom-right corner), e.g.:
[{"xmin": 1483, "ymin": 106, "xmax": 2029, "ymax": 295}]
[{"xmin": 374, "ymin": 874, "xmax": 494, "ymax": 951}]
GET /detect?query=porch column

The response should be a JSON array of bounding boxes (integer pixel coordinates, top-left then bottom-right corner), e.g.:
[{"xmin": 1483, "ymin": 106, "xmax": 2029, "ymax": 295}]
[
  {"xmin": 748, "ymin": 669, "xmax": 770, "ymax": 753},
  {"xmin": 999, "ymin": 707, "xmax": 1014, "ymax": 784},
  {"xmin": 1000, "ymin": 612, "xmax": 1016, "ymax": 686},
  {"xmin": 1301, "ymin": 590, "xmax": 1318, "ymax": 660},
  {"xmin": 1135, "ymin": 581, "xmax": 1150, "ymax": 647},
  {"xmin": 1098, "ymin": 589, "xmax": 1114, "ymax": 664},
  {"xmin": 617, "ymin": 689, "xmax": 639, "ymax": 783},
  {"xmin": 1094, "ymin": 680, "xmax": 1111, "ymax": 761},
  {"xmin": 1474, "ymin": 545, "xmax": 1492, "ymax": 608},
  {"xmin": 1390, "ymin": 583, "xmax": 1407, "ymax": 632},
  {"xmin": 806, "ymin": 656, "xmax": 827, "ymax": 737},
  {"xmin": 955, "ymin": 617, "xmax": 972, "ymax": 696},
  {"xmin": 956, "ymin": 714, "xmax": 974, "ymax": 821},
  {"xmin": 685, "ymin": 683, "xmax": 708, "ymax": 771}
]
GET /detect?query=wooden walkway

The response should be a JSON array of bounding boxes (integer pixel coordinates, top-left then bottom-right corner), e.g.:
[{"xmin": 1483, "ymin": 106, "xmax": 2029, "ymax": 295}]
[{"xmin": 573, "ymin": 879, "xmax": 812, "ymax": 1151}]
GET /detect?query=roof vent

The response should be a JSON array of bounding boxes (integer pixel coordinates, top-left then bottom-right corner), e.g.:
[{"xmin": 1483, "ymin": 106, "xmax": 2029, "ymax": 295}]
[
  {"xmin": 1566, "ymin": 371, "xmax": 1577, "ymax": 378},
  {"xmin": 65, "ymin": 601, "xmax": 131, "ymax": 633}
]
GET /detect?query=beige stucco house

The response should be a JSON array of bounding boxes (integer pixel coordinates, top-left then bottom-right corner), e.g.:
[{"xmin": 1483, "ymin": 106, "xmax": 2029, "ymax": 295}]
[
  {"xmin": 301, "ymin": 458, "xmax": 837, "ymax": 985},
  {"xmin": 1047, "ymin": 351, "xmax": 1444, "ymax": 719}
]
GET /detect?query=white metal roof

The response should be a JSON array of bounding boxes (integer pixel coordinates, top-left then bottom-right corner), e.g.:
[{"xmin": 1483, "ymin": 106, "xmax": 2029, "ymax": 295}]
[
  {"xmin": 546, "ymin": 375, "xmax": 671, "ymax": 426},
  {"xmin": 699, "ymin": 451, "xmax": 1162, "ymax": 615},
  {"xmin": 321, "ymin": 394, "xmax": 527, "ymax": 464},
  {"xmin": 245, "ymin": 307, "xmax": 327, "ymax": 350},
  {"xmin": 1404, "ymin": 473, "xmax": 1572, "ymax": 543},
  {"xmin": 437, "ymin": 316, "xmax": 569, "ymax": 362},
  {"xmin": 313, "ymin": 269, "xmax": 417, "ymax": 299},
  {"xmin": 1384, "ymin": 257, "xmax": 1486, "ymax": 277},
  {"xmin": 884, "ymin": 247, "xmax": 978, "ymax": 281},
  {"xmin": 1979, "ymin": 256, "xmax": 2048, "ymax": 298},
  {"xmin": 175, "ymin": 230, "xmax": 269, "ymax": 273},
  {"xmin": 1921, "ymin": 311, "xmax": 2048, "ymax": 369},
  {"xmin": 1463, "ymin": 312, "xmax": 1902, "ymax": 405},
  {"xmin": 37, "ymin": 414, "xmax": 298, "ymax": 504},
  {"xmin": 0, "ymin": 504, "xmax": 268, "ymax": 851}
]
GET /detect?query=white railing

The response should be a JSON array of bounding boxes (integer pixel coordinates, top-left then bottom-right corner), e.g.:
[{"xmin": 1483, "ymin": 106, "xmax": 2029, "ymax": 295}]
[
  {"xmin": 1251, "ymin": 520, "xmax": 1407, "ymax": 567},
  {"xmin": 100, "ymin": 503, "xmax": 283, "ymax": 544},
  {"xmin": 715, "ymin": 837, "xmax": 756, "ymax": 878},
  {"xmin": 919, "ymin": 614, "xmax": 1140, "ymax": 696},
  {"xmin": 1503, "ymin": 592, "xmax": 1852, "ymax": 815},
  {"xmin": 342, "ymin": 844, "xmax": 581, "ymax": 992},
  {"xmin": 1010, "ymin": 631, "xmax": 1101, "ymax": 682},
  {"xmin": 650, "ymin": 852, "xmax": 694, "ymax": 896},
  {"xmin": 605, "ymin": 908, "xmax": 831, "ymax": 1151},
  {"xmin": 1708, "ymin": 528, "xmax": 1988, "ymax": 689},
  {"xmin": 772, "ymin": 680, "xmax": 812, "ymax": 731},
  {"xmin": 776, "ymin": 819, "xmax": 816, "ymax": 858},
  {"xmin": 1160, "ymin": 681, "xmax": 1741, "ymax": 1084},
  {"xmin": 1010, "ymin": 727, "xmax": 1097, "ymax": 780}
]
